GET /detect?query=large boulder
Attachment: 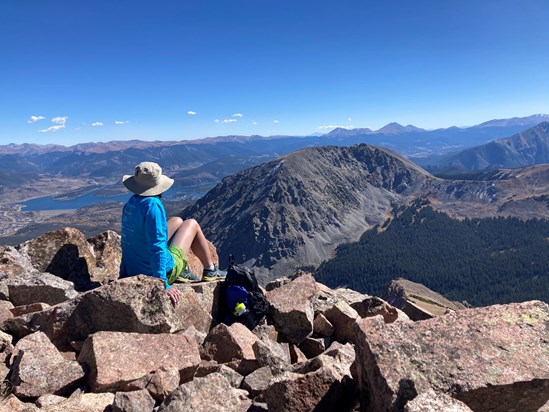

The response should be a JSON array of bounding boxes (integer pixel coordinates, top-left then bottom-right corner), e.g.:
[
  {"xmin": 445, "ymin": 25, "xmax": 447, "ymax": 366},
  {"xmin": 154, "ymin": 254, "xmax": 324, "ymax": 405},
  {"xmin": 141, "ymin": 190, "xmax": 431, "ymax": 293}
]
[
  {"xmin": 78, "ymin": 331, "xmax": 200, "ymax": 392},
  {"xmin": 3, "ymin": 271, "xmax": 78, "ymax": 307},
  {"xmin": 202, "ymin": 322, "xmax": 263, "ymax": 375},
  {"xmin": 354, "ymin": 300, "xmax": 549, "ymax": 412},
  {"xmin": 404, "ymin": 389, "xmax": 473, "ymax": 412},
  {"xmin": 266, "ymin": 273, "xmax": 317, "ymax": 344},
  {"xmin": 323, "ymin": 300, "xmax": 359, "ymax": 344},
  {"xmin": 10, "ymin": 331, "xmax": 84, "ymax": 398},
  {"xmin": 264, "ymin": 353, "xmax": 356, "ymax": 412},
  {"xmin": 3, "ymin": 276, "xmax": 183, "ymax": 346},
  {"xmin": 112, "ymin": 389, "xmax": 155, "ymax": 412},
  {"xmin": 39, "ymin": 392, "xmax": 115, "ymax": 412},
  {"xmin": 17, "ymin": 227, "xmax": 99, "ymax": 291},
  {"xmin": 0, "ymin": 395, "xmax": 40, "ymax": 411},
  {"xmin": 158, "ymin": 373, "xmax": 251, "ymax": 412},
  {"xmin": 172, "ymin": 282, "xmax": 221, "ymax": 335}
]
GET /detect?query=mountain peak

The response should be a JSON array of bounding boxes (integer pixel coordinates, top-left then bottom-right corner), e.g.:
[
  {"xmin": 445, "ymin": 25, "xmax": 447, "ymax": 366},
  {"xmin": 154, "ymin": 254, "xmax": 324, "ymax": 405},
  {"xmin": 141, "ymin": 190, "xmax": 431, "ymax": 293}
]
[
  {"xmin": 375, "ymin": 123, "xmax": 425, "ymax": 134},
  {"xmin": 474, "ymin": 114, "xmax": 549, "ymax": 128},
  {"xmin": 325, "ymin": 127, "xmax": 373, "ymax": 137}
]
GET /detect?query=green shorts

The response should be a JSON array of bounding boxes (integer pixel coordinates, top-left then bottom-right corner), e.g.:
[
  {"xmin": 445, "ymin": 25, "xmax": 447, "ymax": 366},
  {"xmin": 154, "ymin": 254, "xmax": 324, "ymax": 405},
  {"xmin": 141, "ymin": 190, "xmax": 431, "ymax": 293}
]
[{"xmin": 167, "ymin": 245, "xmax": 188, "ymax": 285}]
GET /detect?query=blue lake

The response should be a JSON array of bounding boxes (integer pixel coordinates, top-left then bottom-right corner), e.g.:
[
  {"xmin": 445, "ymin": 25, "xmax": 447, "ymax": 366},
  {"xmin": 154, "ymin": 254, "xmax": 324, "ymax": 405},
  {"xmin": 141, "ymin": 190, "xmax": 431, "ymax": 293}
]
[{"xmin": 19, "ymin": 186, "xmax": 210, "ymax": 211}]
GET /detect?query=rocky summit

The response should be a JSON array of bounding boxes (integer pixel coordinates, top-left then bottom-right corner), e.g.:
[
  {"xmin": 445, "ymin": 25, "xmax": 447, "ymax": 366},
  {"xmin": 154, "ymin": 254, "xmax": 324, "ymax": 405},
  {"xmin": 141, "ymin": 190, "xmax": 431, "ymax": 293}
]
[{"xmin": 0, "ymin": 228, "xmax": 548, "ymax": 411}]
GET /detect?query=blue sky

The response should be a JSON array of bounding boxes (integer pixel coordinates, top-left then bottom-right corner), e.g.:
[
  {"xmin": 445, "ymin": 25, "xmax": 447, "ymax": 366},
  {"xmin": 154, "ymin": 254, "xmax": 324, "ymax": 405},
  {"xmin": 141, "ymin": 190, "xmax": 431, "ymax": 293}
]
[{"xmin": 1, "ymin": 0, "xmax": 548, "ymax": 146}]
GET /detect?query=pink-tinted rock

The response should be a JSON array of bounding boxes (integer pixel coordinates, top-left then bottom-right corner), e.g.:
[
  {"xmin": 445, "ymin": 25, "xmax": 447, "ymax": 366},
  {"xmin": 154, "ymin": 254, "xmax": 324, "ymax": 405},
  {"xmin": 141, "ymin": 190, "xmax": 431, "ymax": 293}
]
[
  {"xmin": 10, "ymin": 302, "xmax": 50, "ymax": 317},
  {"xmin": 242, "ymin": 366, "xmax": 274, "ymax": 401},
  {"xmin": 158, "ymin": 373, "xmax": 251, "ymax": 412},
  {"xmin": 10, "ymin": 331, "xmax": 84, "ymax": 398},
  {"xmin": 266, "ymin": 273, "xmax": 317, "ymax": 344},
  {"xmin": 264, "ymin": 354, "xmax": 356, "ymax": 412},
  {"xmin": 322, "ymin": 341, "xmax": 356, "ymax": 368},
  {"xmin": 19, "ymin": 227, "xmax": 98, "ymax": 291},
  {"xmin": 202, "ymin": 322, "xmax": 262, "ymax": 375},
  {"xmin": 179, "ymin": 325, "xmax": 207, "ymax": 347},
  {"xmin": 354, "ymin": 301, "xmax": 549, "ymax": 412},
  {"xmin": 289, "ymin": 344, "xmax": 308, "ymax": 364},
  {"xmin": 40, "ymin": 392, "xmax": 115, "ymax": 412},
  {"xmin": 349, "ymin": 296, "xmax": 400, "ymax": 323},
  {"xmin": 5, "ymin": 271, "xmax": 78, "ymax": 307},
  {"xmin": 0, "ymin": 394, "xmax": 40, "ymax": 411},
  {"xmin": 323, "ymin": 300, "xmax": 359, "ymax": 343},
  {"xmin": 0, "ymin": 300, "xmax": 14, "ymax": 324},
  {"xmin": 172, "ymin": 285, "xmax": 214, "ymax": 335},
  {"xmin": 4, "ymin": 276, "xmax": 182, "ymax": 346},
  {"xmin": 194, "ymin": 361, "xmax": 244, "ymax": 389},
  {"xmin": 35, "ymin": 394, "xmax": 67, "ymax": 408},
  {"xmin": 0, "ymin": 246, "xmax": 31, "ymax": 280},
  {"xmin": 112, "ymin": 389, "xmax": 155, "ymax": 412},
  {"xmin": 86, "ymin": 230, "xmax": 122, "ymax": 284},
  {"xmin": 143, "ymin": 367, "xmax": 181, "ymax": 402},
  {"xmin": 188, "ymin": 281, "xmax": 222, "ymax": 319},
  {"xmin": 299, "ymin": 337, "xmax": 328, "ymax": 358},
  {"xmin": 404, "ymin": 389, "xmax": 473, "ymax": 412},
  {"xmin": 313, "ymin": 313, "xmax": 334, "ymax": 337},
  {"xmin": 78, "ymin": 331, "xmax": 200, "ymax": 392}
]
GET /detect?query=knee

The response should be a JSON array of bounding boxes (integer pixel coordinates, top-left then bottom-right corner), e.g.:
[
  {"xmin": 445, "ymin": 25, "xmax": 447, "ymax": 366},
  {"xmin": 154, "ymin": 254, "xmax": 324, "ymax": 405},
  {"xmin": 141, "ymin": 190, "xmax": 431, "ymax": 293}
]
[
  {"xmin": 184, "ymin": 218, "xmax": 199, "ymax": 230},
  {"xmin": 169, "ymin": 216, "xmax": 184, "ymax": 227}
]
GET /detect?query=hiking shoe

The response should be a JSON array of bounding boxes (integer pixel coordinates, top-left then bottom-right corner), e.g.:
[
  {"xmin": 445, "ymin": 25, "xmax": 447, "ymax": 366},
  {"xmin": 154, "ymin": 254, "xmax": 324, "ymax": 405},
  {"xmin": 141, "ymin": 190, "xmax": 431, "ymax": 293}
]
[
  {"xmin": 202, "ymin": 265, "xmax": 227, "ymax": 282},
  {"xmin": 175, "ymin": 268, "xmax": 201, "ymax": 283}
]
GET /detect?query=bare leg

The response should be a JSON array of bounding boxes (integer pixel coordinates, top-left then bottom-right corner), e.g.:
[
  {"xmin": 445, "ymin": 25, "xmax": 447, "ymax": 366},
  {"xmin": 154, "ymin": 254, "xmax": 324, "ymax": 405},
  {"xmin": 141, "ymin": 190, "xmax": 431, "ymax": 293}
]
[
  {"xmin": 167, "ymin": 217, "xmax": 184, "ymax": 242},
  {"xmin": 169, "ymin": 219, "xmax": 213, "ymax": 268}
]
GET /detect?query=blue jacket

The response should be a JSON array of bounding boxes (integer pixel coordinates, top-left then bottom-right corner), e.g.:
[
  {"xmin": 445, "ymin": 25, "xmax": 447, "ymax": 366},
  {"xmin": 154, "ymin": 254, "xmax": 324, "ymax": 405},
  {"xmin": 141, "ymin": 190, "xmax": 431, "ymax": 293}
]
[{"xmin": 120, "ymin": 195, "xmax": 174, "ymax": 289}]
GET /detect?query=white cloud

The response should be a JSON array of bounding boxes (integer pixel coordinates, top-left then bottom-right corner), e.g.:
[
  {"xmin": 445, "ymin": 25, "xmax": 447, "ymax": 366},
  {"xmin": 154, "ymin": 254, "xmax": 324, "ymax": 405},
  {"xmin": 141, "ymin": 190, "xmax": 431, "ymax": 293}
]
[
  {"xmin": 40, "ymin": 125, "xmax": 65, "ymax": 133},
  {"xmin": 222, "ymin": 118, "xmax": 237, "ymax": 123},
  {"xmin": 214, "ymin": 119, "xmax": 220, "ymax": 123},
  {"xmin": 232, "ymin": 113, "xmax": 243, "ymax": 118},
  {"xmin": 114, "ymin": 120, "xmax": 128, "ymax": 125},
  {"xmin": 251, "ymin": 121, "xmax": 257, "ymax": 125},
  {"xmin": 28, "ymin": 115, "xmax": 45, "ymax": 124},
  {"xmin": 273, "ymin": 120, "xmax": 279, "ymax": 123},
  {"xmin": 187, "ymin": 111, "xmax": 197, "ymax": 116},
  {"xmin": 92, "ymin": 122, "xmax": 104, "ymax": 127},
  {"xmin": 317, "ymin": 125, "xmax": 354, "ymax": 130},
  {"xmin": 348, "ymin": 117, "xmax": 352, "ymax": 122},
  {"xmin": 51, "ymin": 116, "xmax": 68, "ymax": 125}
]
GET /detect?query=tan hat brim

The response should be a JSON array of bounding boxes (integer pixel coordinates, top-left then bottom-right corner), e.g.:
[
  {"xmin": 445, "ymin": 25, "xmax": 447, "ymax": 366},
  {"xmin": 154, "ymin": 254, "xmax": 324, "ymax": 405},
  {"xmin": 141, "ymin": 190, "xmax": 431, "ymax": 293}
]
[{"xmin": 123, "ymin": 174, "xmax": 174, "ymax": 196}]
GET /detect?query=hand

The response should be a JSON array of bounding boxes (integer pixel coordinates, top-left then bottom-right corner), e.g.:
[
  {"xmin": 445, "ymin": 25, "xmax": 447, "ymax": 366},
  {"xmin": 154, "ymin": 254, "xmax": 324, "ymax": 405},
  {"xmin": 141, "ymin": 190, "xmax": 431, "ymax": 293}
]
[{"xmin": 166, "ymin": 288, "xmax": 181, "ymax": 306}]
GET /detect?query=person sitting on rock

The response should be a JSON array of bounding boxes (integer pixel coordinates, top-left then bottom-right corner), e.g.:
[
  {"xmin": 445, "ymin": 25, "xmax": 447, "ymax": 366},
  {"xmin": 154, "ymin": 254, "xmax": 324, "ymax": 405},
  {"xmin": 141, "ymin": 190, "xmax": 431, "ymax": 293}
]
[{"xmin": 119, "ymin": 161, "xmax": 226, "ymax": 305}]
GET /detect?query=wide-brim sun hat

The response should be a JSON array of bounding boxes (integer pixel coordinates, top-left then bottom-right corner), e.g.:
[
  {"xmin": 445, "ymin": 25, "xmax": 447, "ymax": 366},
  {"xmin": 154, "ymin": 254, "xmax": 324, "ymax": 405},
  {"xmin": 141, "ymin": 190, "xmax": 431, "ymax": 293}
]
[{"xmin": 123, "ymin": 161, "xmax": 174, "ymax": 196}]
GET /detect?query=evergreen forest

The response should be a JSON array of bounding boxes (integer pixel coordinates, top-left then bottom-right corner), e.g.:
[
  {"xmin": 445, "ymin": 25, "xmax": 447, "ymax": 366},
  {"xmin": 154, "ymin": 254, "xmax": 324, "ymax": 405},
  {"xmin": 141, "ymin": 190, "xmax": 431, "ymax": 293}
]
[{"xmin": 314, "ymin": 206, "xmax": 549, "ymax": 306}]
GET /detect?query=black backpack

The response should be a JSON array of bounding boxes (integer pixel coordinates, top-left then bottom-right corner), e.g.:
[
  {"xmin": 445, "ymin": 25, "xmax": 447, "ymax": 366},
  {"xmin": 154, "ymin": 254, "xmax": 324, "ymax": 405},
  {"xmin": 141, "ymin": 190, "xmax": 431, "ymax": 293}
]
[{"xmin": 219, "ymin": 255, "xmax": 271, "ymax": 330}]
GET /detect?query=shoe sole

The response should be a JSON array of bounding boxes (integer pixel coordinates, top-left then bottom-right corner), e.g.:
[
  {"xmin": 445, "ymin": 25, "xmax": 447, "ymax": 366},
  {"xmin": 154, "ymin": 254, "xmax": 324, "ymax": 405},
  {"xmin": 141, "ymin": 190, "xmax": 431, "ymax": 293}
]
[
  {"xmin": 202, "ymin": 275, "xmax": 226, "ymax": 282},
  {"xmin": 174, "ymin": 277, "xmax": 201, "ymax": 283}
]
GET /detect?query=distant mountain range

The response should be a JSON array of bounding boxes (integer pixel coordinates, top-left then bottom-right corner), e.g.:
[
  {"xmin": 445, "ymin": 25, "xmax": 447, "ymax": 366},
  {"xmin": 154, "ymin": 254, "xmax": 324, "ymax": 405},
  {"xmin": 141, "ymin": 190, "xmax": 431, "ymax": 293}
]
[
  {"xmin": 426, "ymin": 122, "xmax": 549, "ymax": 171},
  {"xmin": 1, "ymin": 114, "xmax": 548, "ymax": 194},
  {"xmin": 325, "ymin": 122, "xmax": 425, "ymax": 137}
]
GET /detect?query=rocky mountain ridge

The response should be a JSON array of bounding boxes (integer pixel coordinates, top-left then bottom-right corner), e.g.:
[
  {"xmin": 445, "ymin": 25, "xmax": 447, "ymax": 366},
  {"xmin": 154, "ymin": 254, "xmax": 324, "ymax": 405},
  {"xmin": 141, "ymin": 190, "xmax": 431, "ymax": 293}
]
[
  {"xmin": 0, "ymin": 227, "xmax": 547, "ymax": 411},
  {"xmin": 431, "ymin": 122, "xmax": 549, "ymax": 171},
  {"xmin": 183, "ymin": 144, "xmax": 433, "ymax": 278},
  {"xmin": 182, "ymin": 143, "xmax": 549, "ymax": 279}
]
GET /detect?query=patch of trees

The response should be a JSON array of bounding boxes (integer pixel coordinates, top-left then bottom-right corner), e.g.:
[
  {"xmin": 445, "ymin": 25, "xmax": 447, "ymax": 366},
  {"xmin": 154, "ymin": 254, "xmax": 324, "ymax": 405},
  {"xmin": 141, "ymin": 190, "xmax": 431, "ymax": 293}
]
[{"xmin": 314, "ymin": 206, "xmax": 549, "ymax": 306}]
